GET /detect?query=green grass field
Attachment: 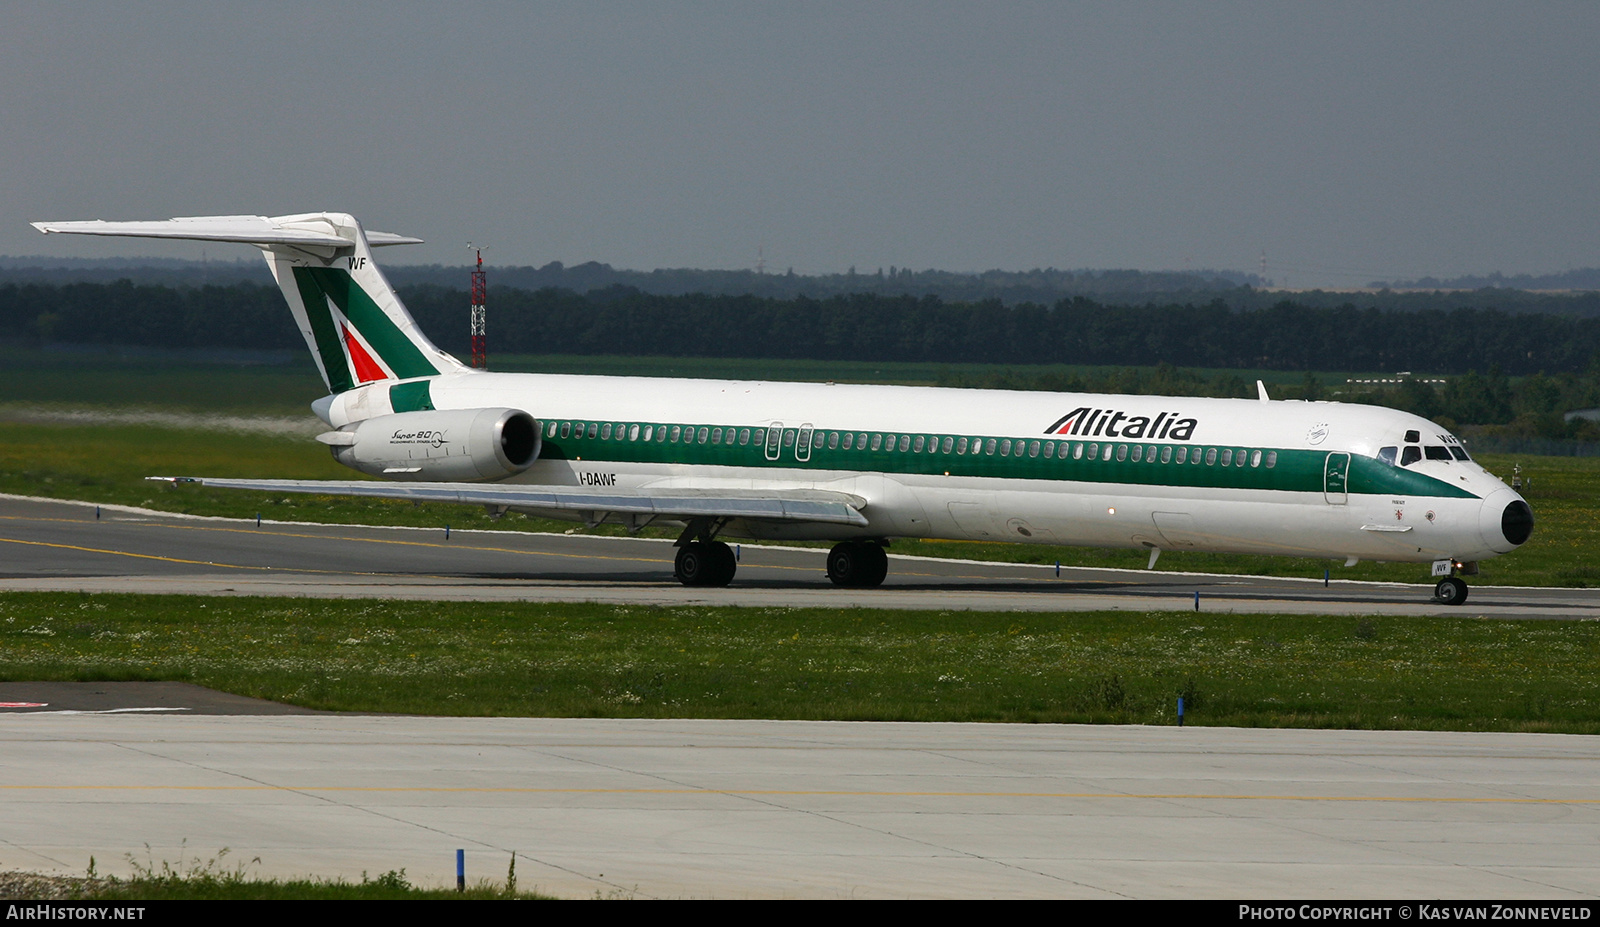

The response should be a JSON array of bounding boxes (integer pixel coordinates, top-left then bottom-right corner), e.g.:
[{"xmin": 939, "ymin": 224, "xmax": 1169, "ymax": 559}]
[{"xmin": 4, "ymin": 593, "xmax": 1597, "ymax": 732}]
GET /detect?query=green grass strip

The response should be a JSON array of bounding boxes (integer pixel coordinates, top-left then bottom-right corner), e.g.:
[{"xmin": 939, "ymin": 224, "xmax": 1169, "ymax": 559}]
[{"xmin": 5, "ymin": 593, "xmax": 1598, "ymax": 733}]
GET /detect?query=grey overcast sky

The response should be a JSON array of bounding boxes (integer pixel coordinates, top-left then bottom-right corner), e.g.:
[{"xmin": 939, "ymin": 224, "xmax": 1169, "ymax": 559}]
[{"xmin": 3, "ymin": 2, "xmax": 1597, "ymax": 287}]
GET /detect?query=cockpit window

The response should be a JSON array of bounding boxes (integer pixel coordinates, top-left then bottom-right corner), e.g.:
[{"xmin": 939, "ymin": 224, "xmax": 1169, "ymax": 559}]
[
  {"xmin": 1449, "ymin": 446, "xmax": 1470, "ymax": 461},
  {"xmin": 1425, "ymin": 446, "xmax": 1452, "ymax": 461},
  {"xmin": 1377, "ymin": 446, "xmax": 1397, "ymax": 466},
  {"xmin": 1400, "ymin": 446, "xmax": 1422, "ymax": 466}
]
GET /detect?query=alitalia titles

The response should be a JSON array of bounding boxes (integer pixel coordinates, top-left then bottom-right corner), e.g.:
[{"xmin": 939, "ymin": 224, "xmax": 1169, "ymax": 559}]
[{"xmin": 1044, "ymin": 407, "xmax": 1198, "ymax": 441}]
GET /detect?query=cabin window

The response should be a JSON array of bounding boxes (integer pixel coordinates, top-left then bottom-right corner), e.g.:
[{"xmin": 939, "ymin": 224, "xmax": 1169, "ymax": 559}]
[
  {"xmin": 1220, "ymin": 448, "xmax": 1233, "ymax": 466},
  {"xmin": 942, "ymin": 436, "xmax": 954, "ymax": 453},
  {"xmin": 1235, "ymin": 448, "xmax": 1247, "ymax": 467},
  {"xmin": 600, "ymin": 423, "xmax": 612, "ymax": 440},
  {"xmin": 1401, "ymin": 446, "xmax": 1422, "ymax": 466},
  {"xmin": 782, "ymin": 429, "xmax": 795, "ymax": 447},
  {"xmin": 956, "ymin": 437, "xmax": 967, "ymax": 454},
  {"xmin": 1113, "ymin": 444, "xmax": 1125, "ymax": 461},
  {"xmin": 559, "ymin": 422, "xmax": 572, "ymax": 439},
  {"xmin": 814, "ymin": 432, "xmax": 825, "ymax": 448},
  {"xmin": 871, "ymin": 434, "xmax": 884, "ymax": 451},
  {"xmin": 856, "ymin": 433, "xmax": 868, "ymax": 448},
  {"xmin": 1250, "ymin": 449, "xmax": 1262, "ymax": 467},
  {"xmin": 545, "ymin": 421, "xmax": 557, "ymax": 438},
  {"xmin": 893, "ymin": 435, "xmax": 906, "ymax": 452},
  {"xmin": 1174, "ymin": 446, "xmax": 1186, "ymax": 464},
  {"xmin": 842, "ymin": 432, "xmax": 854, "ymax": 450},
  {"xmin": 1377, "ymin": 446, "xmax": 1397, "ymax": 466},
  {"xmin": 984, "ymin": 438, "xmax": 996, "ymax": 455},
  {"xmin": 616, "ymin": 423, "xmax": 627, "ymax": 439},
  {"xmin": 1042, "ymin": 441, "xmax": 1054, "ymax": 459},
  {"xmin": 1130, "ymin": 445, "xmax": 1142, "ymax": 462},
  {"xmin": 914, "ymin": 435, "xmax": 926, "ymax": 453},
  {"xmin": 641, "ymin": 425, "xmax": 652, "ymax": 441},
  {"xmin": 1074, "ymin": 443, "xmax": 1085, "ymax": 460},
  {"xmin": 753, "ymin": 428, "xmax": 767, "ymax": 448},
  {"xmin": 629, "ymin": 424, "xmax": 641, "ymax": 441},
  {"xmin": 1206, "ymin": 447, "xmax": 1218, "ymax": 465},
  {"xmin": 1265, "ymin": 451, "xmax": 1277, "ymax": 467},
  {"xmin": 1085, "ymin": 442, "xmax": 1097, "ymax": 460},
  {"xmin": 739, "ymin": 428, "xmax": 751, "ymax": 445},
  {"xmin": 1425, "ymin": 446, "xmax": 1452, "ymax": 461},
  {"xmin": 586, "ymin": 423, "xmax": 598, "ymax": 439},
  {"xmin": 1029, "ymin": 440, "xmax": 1041, "ymax": 457},
  {"xmin": 698, "ymin": 427, "xmax": 710, "ymax": 443},
  {"xmin": 1000, "ymin": 439, "xmax": 1012, "ymax": 456},
  {"xmin": 668, "ymin": 425, "xmax": 680, "ymax": 442},
  {"xmin": 1160, "ymin": 445, "xmax": 1173, "ymax": 463},
  {"xmin": 828, "ymin": 432, "xmax": 839, "ymax": 449},
  {"xmin": 710, "ymin": 428, "xmax": 723, "ymax": 445}
]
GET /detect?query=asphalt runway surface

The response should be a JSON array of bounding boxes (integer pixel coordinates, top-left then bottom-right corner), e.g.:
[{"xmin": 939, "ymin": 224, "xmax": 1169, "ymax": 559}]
[
  {"xmin": 0, "ymin": 493, "xmax": 1595, "ymax": 617},
  {"xmin": 3, "ymin": 495, "xmax": 1598, "ymax": 898},
  {"xmin": 2, "ymin": 712, "xmax": 1596, "ymax": 899}
]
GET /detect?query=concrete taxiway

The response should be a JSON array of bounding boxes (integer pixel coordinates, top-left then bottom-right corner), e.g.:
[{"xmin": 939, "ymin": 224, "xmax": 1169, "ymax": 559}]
[
  {"xmin": 0, "ymin": 494, "xmax": 1594, "ymax": 617},
  {"xmin": 1, "ymin": 711, "xmax": 1596, "ymax": 899}
]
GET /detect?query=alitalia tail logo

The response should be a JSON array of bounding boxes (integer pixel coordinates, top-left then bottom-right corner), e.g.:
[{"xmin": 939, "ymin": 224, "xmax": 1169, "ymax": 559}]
[{"xmin": 1044, "ymin": 407, "xmax": 1198, "ymax": 440}]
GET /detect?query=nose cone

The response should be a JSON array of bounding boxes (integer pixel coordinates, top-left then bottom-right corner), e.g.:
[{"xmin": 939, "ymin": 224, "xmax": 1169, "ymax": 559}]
[{"xmin": 1479, "ymin": 488, "xmax": 1534, "ymax": 554}]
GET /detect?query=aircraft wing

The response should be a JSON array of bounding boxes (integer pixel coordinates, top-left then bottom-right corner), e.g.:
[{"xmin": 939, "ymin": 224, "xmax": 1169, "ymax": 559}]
[{"xmin": 152, "ymin": 477, "xmax": 870, "ymax": 528}]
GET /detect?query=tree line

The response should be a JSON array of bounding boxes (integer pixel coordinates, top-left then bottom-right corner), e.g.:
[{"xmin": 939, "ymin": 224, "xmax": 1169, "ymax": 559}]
[{"xmin": 4, "ymin": 280, "xmax": 1600, "ymax": 402}]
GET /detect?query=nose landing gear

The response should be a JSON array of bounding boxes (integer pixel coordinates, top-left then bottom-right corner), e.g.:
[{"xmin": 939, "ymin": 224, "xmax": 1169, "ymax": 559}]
[{"xmin": 1433, "ymin": 576, "xmax": 1469, "ymax": 606}]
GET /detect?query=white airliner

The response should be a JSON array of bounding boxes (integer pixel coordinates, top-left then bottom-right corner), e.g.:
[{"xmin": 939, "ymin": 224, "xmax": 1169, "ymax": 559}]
[{"xmin": 32, "ymin": 212, "xmax": 1533, "ymax": 604}]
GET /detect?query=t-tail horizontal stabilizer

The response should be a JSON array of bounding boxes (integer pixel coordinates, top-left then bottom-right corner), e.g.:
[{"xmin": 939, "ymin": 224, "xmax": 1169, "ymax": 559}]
[{"xmin": 30, "ymin": 213, "xmax": 467, "ymax": 394}]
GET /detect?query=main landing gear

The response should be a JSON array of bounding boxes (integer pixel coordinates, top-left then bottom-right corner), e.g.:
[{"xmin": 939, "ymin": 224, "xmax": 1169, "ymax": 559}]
[
  {"xmin": 826, "ymin": 541, "xmax": 888, "ymax": 587},
  {"xmin": 674, "ymin": 541, "xmax": 737, "ymax": 587},
  {"xmin": 674, "ymin": 516, "xmax": 737, "ymax": 587}
]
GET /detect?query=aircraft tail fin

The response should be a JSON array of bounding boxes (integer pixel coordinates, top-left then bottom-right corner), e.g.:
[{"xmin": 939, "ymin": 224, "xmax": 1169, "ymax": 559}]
[{"xmin": 31, "ymin": 213, "xmax": 470, "ymax": 393}]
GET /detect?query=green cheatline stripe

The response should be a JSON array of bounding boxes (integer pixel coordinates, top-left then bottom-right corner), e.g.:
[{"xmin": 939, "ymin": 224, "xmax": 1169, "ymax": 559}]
[
  {"xmin": 292, "ymin": 269, "xmax": 354, "ymax": 394},
  {"xmin": 296, "ymin": 267, "xmax": 439, "ymax": 381},
  {"xmin": 534, "ymin": 420, "xmax": 1478, "ymax": 498}
]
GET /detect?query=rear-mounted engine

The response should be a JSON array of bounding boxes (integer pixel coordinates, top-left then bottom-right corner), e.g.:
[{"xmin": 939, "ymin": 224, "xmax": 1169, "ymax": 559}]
[{"xmin": 317, "ymin": 408, "xmax": 540, "ymax": 481}]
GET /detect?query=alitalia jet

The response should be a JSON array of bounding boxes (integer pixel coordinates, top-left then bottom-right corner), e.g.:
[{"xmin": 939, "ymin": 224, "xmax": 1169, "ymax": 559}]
[{"xmin": 31, "ymin": 212, "xmax": 1534, "ymax": 604}]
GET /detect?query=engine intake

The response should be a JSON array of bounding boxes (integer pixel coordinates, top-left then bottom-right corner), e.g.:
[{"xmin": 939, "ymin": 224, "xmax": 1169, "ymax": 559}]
[{"xmin": 320, "ymin": 408, "xmax": 540, "ymax": 481}]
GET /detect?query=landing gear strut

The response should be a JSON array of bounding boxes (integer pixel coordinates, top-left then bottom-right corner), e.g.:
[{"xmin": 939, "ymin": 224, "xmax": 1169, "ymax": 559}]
[
  {"xmin": 826, "ymin": 541, "xmax": 889, "ymax": 587},
  {"xmin": 673, "ymin": 517, "xmax": 737, "ymax": 587},
  {"xmin": 1434, "ymin": 576, "xmax": 1468, "ymax": 606}
]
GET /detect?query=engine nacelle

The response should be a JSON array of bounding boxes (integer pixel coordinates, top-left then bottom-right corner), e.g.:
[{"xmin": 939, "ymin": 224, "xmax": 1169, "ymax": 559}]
[{"xmin": 320, "ymin": 408, "xmax": 540, "ymax": 481}]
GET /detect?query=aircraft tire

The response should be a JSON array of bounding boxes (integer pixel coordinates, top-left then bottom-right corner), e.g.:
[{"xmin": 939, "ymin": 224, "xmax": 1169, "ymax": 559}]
[
  {"xmin": 1434, "ymin": 576, "xmax": 1468, "ymax": 606},
  {"xmin": 707, "ymin": 541, "xmax": 737, "ymax": 586},
  {"xmin": 675, "ymin": 542, "xmax": 737, "ymax": 587},
  {"xmin": 827, "ymin": 541, "xmax": 888, "ymax": 588}
]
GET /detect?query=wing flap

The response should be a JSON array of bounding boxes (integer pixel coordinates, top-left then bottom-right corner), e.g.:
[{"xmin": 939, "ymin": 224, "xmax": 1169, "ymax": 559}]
[{"xmin": 157, "ymin": 477, "xmax": 870, "ymax": 527}]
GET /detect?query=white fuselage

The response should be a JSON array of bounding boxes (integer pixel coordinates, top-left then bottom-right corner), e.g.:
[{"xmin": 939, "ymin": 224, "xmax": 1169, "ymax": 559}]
[{"xmin": 321, "ymin": 371, "xmax": 1526, "ymax": 566}]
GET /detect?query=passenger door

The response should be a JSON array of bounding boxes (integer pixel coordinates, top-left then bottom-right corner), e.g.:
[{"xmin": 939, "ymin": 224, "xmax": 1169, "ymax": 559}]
[{"xmin": 1323, "ymin": 452, "xmax": 1349, "ymax": 505}]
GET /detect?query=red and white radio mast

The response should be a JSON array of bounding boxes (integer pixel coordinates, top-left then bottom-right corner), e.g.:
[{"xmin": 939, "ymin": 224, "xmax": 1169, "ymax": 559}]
[{"xmin": 468, "ymin": 244, "xmax": 487, "ymax": 369}]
